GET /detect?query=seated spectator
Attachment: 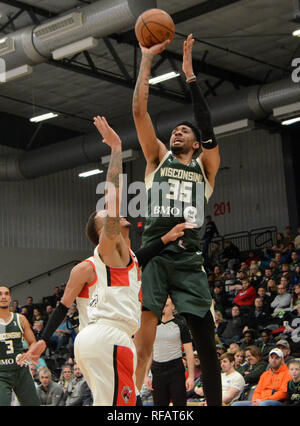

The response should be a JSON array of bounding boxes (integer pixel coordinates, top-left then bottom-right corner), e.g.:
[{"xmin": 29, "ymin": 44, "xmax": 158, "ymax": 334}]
[
  {"xmin": 285, "ymin": 360, "xmax": 300, "ymax": 406},
  {"xmin": 214, "ymin": 310, "xmax": 227, "ymax": 341},
  {"xmin": 212, "ymin": 284, "xmax": 228, "ymax": 315},
  {"xmin": 280, "ymin": 265, "xmax": 294, "ymax": 288},
  {"xmin": 29, "ymin": 363, "xmax": 40, "ymax": 385},
  {"xmin": 32, "ymin": 308, "xmax": 44, "ymax": 325},
  {"xmin": 66, "ymin": 304, "xmax": 80, "ymax": 342},
  {"xmin": 239, "ymin": 329, "xmax": 257, "ymax": 351},
  {"xmin": 256, "ymin": 329, "xmax": 276, "ymax": 362},
  {"xmin": 22, "ymin": 296, "xmax": 36, "ymax": 324},
  {"xmin": 208, "ymin": 265, "xmax": 223, "ymax": 288},
  {"xmin": 232, "ymin": 348, "xmax": 291, "ymax": 406},
  {"xmin": 290, "ymin": 284, "xmax": 300, "ymax": 310},
  {"xmin": 276, "ymin": 340, "xmax": 295, "ymax": 365},
  {"xmin": 58, "ymin": 364, "xmax": 75, "ymax": 403},
  {"xmin": 290, "ymin": 251, "xmax": 300, "ymax": 272},
  {"xmin": 269, "ymin": 260, "xmax": 281, "ymax": 282},
  {"xmin": 272, "ymin": 233, "xmax": 288, "ymax": 254},
  {"xmin": 43, "ymin": 305, "xmax": 54, "ymax": 326},
  {"xmin": 246, "ymin": 297, "xmax": 272, "ymax": 331},
  {"xmin": 242, "ymin": 345, "xmax": 267, "ymax": 386},
  {"xmin": 37, "ymin": 367, "xmax": 65, "ymax": 406},
  {"xmin": 274, "ymin": 252, "xmax": 284, "ymax": 271},
  {"xmin": 65, "ymin": 363, "xmax": 93, "ymax": 406},
  {"xmin": 20, "ymin": 306, "xmax": 33, "ymax": 326},
  {"xmin": 256, "ymin": 287, "xmax": 272, "ymax": 314},
  {"xmin": 220, "ymin": 352, "xmax": 245, "ymax": 405},
  {"xmin": 50, "ymin": 316, "xmax": 72, "ymax": 352},
  {"xmin": 219, "ymin": 306, "xmax": 247, "ymax": 345},
  {"xmin": 227, "ymin": 342, "xmax": 240, "ymax": 354},
  {"xmin": 282, "ymin": 243, "xmax": 297, "ymax": 263},
  {"xmin": 266, "ymin": 278, "xmax": 278, "ymax": 302},
  {"xmin": 233, "ymin": 279, "xmax": 257, "ymax": 315},
  {"xmin": 33, "ymin": 321, "xmax": 45, "ymax": 342},
  {"xmin": 233, "ymin": 349, "xmax": 246, "ymax": 374},
  {"xmin": 248, "ymin": 264, "xmax": 262, "ymax": 289},
  {"xmin": 294, "ymin": 227, "xmax": 300, "ymax": 251},
  {"xmin": 239, "ymin": 262, "xmax": 250, "ymax": 275},
  {"xmin": 216, "ymin": 344, "xmax": 227, "ymax": 359},
  {"xmin": 271, "ymin": 283, "xmax": 292, "ymax": 315},
  {"xmin": 259, "ymin": 268, "xmax": 275, "ymax": 289},
  {"xmin": 245, "ymin": 251, "xmax": 261, "ymax": 268},
  {"xmin": 208, "ymin": 241, "xmax": 223, "ymax": 269},
  {"xmin": 12, "ymin": 299, "xmax": 21, "ymax": 313},
  {"xmin": 284, "ymin": 226, "xmax": 295, "ymax": 245},
  {"xmin": 220, "ymin": 240, "xmax": 241, "ymax": 271}
]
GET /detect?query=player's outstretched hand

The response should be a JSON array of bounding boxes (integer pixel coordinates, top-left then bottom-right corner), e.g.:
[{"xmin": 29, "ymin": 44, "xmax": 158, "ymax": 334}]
[
  {"xmin": 16, "ymin": 340, "xmax": 46, "ymax": 366},
  {"xmin": 182, "ymin": 33, "xmax": 195, "ymax": 78},
  {"xmin": 161, "ymin": 222, "xmax": 197, "ymax": 245},
  {"xmin": 93, "ymin": 116, "xmax": 122, "ymax": 150},
  {"xmin": 139, "ymin": 39, "xmax": 171, "ymax": 57}
]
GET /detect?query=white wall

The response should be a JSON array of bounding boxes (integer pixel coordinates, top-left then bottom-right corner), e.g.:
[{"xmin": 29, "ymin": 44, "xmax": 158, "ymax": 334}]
[{"xmin": 203, "ymin": 128, "xmax": 289, "ymax": 236}]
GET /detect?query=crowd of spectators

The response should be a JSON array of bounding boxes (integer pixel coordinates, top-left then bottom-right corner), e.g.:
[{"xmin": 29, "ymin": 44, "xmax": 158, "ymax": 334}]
[
  {"xmin": 183, "ymin": 225, "xmax": 300, "ymax": 406},
  {"xmin": 10, "ymin": 225, "xmax": 300, "ymax": 406}
]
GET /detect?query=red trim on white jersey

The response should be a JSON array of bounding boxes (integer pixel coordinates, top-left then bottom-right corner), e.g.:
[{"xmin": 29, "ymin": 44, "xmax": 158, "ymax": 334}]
[
  {"xmin": 76, "ymin": 257, "xmax": 98, "ymax": 331},
  {"xmin": 88, "ymin": 245, "xmax": 142, "ymax": 336}
]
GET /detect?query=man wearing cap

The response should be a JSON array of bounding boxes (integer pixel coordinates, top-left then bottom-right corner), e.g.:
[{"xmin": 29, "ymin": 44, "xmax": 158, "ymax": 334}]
[
  {"xmin": 232, "ymin": 347, "xmax": 291, "ymax": 406},
  {"xmin": 276, "ymin": 339, "xmax": 295, "ymax": 365}
]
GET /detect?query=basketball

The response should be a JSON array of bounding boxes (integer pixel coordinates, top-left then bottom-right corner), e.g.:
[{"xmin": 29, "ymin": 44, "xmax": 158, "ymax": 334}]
[{"xmin": 135, "ymin": 9, "xmax": 175, "ymax": 48}]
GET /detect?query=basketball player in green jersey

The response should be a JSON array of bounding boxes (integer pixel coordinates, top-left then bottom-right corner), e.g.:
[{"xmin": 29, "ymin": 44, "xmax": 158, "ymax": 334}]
[
  {"xmin": 0, "ymin": 286, "xmax": 40, "ymax": 406},
  {"xmin": 132, "ymin": 34, "xmax": 222, "ymax": 405}
]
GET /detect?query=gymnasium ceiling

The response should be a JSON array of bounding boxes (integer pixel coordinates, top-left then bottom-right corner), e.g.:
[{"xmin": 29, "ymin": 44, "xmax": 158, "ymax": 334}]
[{"xmin": 0, "ymin": 0, "xmax": 299, "ymax": 150}]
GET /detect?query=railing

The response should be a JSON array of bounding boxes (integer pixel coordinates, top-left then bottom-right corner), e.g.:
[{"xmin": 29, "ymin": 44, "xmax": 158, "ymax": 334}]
[
  {"xmin": 201, "ymin": 226, "xmax": 278, "ymax": 256},
  {"xmin": 11, "ymin": 227, "xmax": 278, "ymax": 290},
  {"xmin": 10, "ymin": 260, "xmax": 81, "ymax": 290}
]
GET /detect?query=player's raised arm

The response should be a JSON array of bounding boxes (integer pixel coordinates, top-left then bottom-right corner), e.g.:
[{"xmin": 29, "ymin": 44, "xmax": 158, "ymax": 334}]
[
  {"xmin": 182, "ymin": 34, "xmax": 220, "ymax": 189},
  {"xmin": 93, "ymin": 116, "xmax": 129, "ymax": 266},
  {"xmin": 132, "ymin": 41, "xmax": 170, "ymax": 171}
]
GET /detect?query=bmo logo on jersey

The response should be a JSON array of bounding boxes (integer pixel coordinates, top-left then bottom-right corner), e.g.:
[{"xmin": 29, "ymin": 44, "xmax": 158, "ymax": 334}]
[{"xmin": 0, "ymin": 358, "xmax": 15, "ymax": 366}]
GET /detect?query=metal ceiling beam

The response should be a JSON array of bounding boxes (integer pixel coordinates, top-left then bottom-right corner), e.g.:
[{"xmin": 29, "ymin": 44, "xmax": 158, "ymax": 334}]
[
  {"xmin": 48, "ymin": 57, "xmax": 189, "ymax": 105},
  {"xmin": 171, "ymin": 0, "xmax": 243, "ymax": 24}
]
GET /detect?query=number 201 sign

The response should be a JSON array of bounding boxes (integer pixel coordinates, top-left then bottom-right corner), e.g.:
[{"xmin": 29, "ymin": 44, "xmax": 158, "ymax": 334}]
[{"xmin": 214, "ymin": 201, "xmax": 231, "ymax": 216}]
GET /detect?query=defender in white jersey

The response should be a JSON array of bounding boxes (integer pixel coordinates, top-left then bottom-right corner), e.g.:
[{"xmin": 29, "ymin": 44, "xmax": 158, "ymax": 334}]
[{"xmin": 74, "ymin": 242, "xmax": 142, "ymax": 406}]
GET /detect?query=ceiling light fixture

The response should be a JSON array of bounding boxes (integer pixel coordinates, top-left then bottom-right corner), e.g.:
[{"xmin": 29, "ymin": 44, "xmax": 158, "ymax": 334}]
[
  {"xmin": 30, "ymin": 112, "xmax": 59, "ymax": 123},
  {"xmin": 149, "ymin": 71, "xmax": 180, "ymax": 85},
  {"xmin": 0, "ymin": 64, "xmax": 32, "ymax": 83},
  {"xmin": 78, "ymin": 169, "xmax": 104, "ymax": 178},
  {"xmin": 292, "ymin": 29, "xmax": 300, "ymax": 37},
  {"xmin": 52, "ymin": 36, "xmax": 98, "ymax": 60},
  {"xmin": 281, "ymin": 116, "xmax": 300, "ymax": 125}
]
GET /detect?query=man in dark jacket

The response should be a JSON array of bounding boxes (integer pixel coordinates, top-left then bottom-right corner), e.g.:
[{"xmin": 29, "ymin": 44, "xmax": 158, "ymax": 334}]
[
  {"xmin": 65, "ymin": 363, "xmax": 92, "ymax": 406},
  {"xmin": 37, "ymin": 367, "xmax": 64, "ymax": 406},
  {"xmin": 202, "ymin": 215, "xmax": 219, "ymax": 258},
  {"xmin": 220, "ymin": 241, "xmax": 241, "ymax": 270}
]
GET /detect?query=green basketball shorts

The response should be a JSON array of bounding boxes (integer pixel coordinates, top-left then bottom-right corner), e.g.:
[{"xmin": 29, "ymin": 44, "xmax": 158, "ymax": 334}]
[
  {"xmin": 141, "ymin": 249, "xmax": 212, "ymax": 321},
  {"xmin": 0, "ymin": 366, "xmax": 40, "ymax": 406}
]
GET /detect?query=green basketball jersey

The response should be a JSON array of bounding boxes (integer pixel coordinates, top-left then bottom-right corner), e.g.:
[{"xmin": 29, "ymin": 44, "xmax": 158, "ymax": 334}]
[
  {"xmin": 142, "ymin": 152, "xmax": 213, "ymax": 252},
  {"xmin": 0, "ymin": 313, "xmax": 25, "ymax": 370}
]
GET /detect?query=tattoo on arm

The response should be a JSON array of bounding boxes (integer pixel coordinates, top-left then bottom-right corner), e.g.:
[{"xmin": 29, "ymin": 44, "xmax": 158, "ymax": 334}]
[
  {"xmin": 104, "ymin": 148, "xmax": 122, "ymax": 239},
  {"xmin": 133, "ymin": 54, "xmax": 153, "ymax": 113}
]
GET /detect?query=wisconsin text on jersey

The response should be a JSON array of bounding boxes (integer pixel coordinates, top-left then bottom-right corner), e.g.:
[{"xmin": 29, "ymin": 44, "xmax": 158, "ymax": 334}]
[{"xmin": 160, "ymin": 166, "xmax": 204, "ymax": 183}]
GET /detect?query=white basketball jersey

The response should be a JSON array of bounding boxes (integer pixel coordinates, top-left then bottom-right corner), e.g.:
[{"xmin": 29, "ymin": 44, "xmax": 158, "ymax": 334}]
[
  {"xmin": 87, "ymin": 245, "xmax": 142, "ymax": 336},
  {"xmin": 76, "ymin": 257, "xmax": 98, "ymax": 332}
]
